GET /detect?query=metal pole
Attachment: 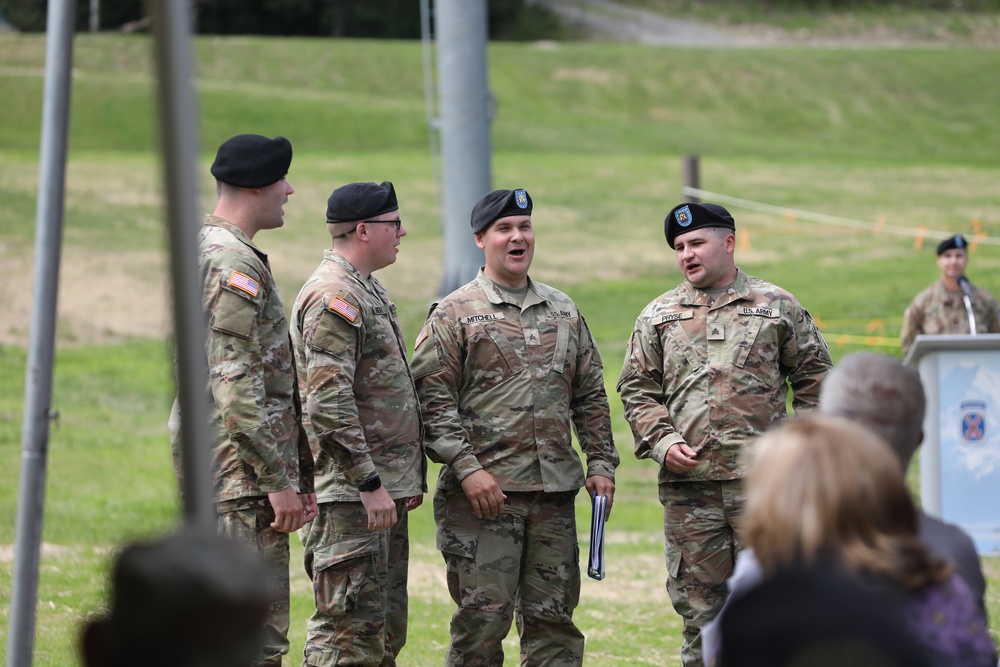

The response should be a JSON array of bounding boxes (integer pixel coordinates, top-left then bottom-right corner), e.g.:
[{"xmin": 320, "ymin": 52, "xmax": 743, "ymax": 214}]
[
  {"xmin": 682, "ymin": 155, "xmax": 700, "ymax": 203},
  {"xmin": 150, "ymin": 0, "xmax": 216, "ymax": 532},
  {"xmin": 89, "ymin": 0, "xmax": 99, "ymax": 32},
  {"xmin": 7, "ymin": 1, "xmax": 75, "ymax": 665},
  {"xmin": 435, "ymin": 0, "xmax": 490, "ymax": 296}
]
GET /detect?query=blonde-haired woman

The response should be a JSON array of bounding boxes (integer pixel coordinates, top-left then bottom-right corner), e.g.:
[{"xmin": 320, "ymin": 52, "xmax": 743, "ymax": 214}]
[{"xmin": 711, "ymin": 414, "xmax": 996, "ymax": 667}]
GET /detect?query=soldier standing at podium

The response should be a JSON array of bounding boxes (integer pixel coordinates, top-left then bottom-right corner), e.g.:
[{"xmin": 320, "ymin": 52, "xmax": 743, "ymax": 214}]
[{"xmin": 901, "ymin": 234, "xmax": 1000, "ymax": 357}]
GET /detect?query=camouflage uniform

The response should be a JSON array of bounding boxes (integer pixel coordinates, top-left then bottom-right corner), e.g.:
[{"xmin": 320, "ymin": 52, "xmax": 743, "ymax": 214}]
[
  {"xmin": 411, "ymin": 269, "xmax": 619, "ymax": 667},
  {"xmin": 900, "ymin": 279, "xmax": 1000, "ymax": 357},
  {"xmin": 168, "ymin": 215, "xmax": 315, "ymax": 667},
  {"xmin": 290, "ymin": 250, "xmax": 424, "ymax": 667},
  {"xmin": 617, "ymin": 268, "xmax": 831, "ymax": 667}
]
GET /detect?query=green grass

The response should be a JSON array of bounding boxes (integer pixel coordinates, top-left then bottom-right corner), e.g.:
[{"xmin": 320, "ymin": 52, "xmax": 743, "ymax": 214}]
[{"xmin": 2, "ymin": 32, "xmax": 1000, "ymax": 665}]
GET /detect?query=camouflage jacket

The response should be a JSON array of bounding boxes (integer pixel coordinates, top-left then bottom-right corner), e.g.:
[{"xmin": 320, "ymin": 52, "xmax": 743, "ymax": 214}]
[
  {"xmin": 900, "ymin": 279, "xmax": 1000, "ymax": 358},
  {"xmin": 411, "ymin": 270, "xmax": 619, "ymax": 493},
  {"xmin": 290, "ymin": 251, "xmax": 424, "ymax": 502},
  {"xmin": 169, "ymin": 216, "xmax": 314, "ymax": 504},
  {"xmin": 617, "ymin": 268, "xmax": 831, "ymax": 484}
]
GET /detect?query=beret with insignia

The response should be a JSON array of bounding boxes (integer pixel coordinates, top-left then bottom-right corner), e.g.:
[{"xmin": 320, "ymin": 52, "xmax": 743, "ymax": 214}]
[
  {"xmin": 664, "ymin": 202, "xmax": 736, "ymax": 249},
  {"xmin": 471, "ymin": 188, "xmax": 532, "ymax": 234},
  {"xmin": 210, "ymin": 134, "xmax": 292, "ymax": 188},
  {"xmin": 326, "ymin": 181, "xmax": 398, "ymax": 223},
  {"xmin": 936, "ymin": 234, "xmax": 968, "ymax": 255}
]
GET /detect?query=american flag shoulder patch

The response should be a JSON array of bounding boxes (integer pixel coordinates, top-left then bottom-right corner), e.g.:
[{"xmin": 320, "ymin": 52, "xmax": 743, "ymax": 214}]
[
  {"xmin": 229, "ymin": 271, "xmax": 260, "ymax": 297},
  {"xmin": 329, "ymin": 296, "xmax": 360, "ymax": 323},
  {"xmin": 415, "ymin": 324, "xmax": 429, "ymax": 350}
]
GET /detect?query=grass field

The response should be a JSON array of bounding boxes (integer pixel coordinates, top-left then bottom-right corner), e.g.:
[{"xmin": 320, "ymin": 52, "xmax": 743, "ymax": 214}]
[{"xmin": 1, "ymin": 30, "xmax": 1000, "ymax": 665}]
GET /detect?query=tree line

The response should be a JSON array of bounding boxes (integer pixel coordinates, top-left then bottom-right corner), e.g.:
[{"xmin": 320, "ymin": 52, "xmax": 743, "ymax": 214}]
[{"xmin": 0, "ymin": 0, "xmax": 563, "ymax": 39}]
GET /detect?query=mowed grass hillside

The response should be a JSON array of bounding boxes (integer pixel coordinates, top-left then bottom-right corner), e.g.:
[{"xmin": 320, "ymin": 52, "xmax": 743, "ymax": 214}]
[{"xmin": 1, "ymin": 33, "xmax": 999, "ymax": 665}]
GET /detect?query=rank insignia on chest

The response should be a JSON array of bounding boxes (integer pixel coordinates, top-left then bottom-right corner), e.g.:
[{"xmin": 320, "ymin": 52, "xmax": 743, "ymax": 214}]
[
  {"xmin": 524, "ymin": 328, "xmax": 541, "ymax": 346},
  {"xmin": 328, "ymin": 296, "xmax": 359, "ymax": 323},
  {"xmin": 229, "ymin": 271, "xmax": 260, "ymax": 297},
  {"xmin": 707, "ymin": 324, "xmax": 725, "ymax": 341}
]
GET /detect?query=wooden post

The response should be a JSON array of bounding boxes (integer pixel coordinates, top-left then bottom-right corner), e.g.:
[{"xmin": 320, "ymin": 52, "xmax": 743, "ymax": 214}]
[{"xmin": 682, "ymin": 155, "xmax": 700, "ymax": 202}]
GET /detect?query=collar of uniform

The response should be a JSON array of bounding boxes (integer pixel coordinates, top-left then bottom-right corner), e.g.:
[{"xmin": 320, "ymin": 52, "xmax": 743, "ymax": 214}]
[
  {"xmin": 475, "ymin": 268, "xmax": 546, "ymax": 308},
  {"xmin": 933, "ymin": 279, "xmax": 964, "ymax": 296},
  {"xmin": 326, "ymin": 250, "xmax": 389, "ymax": 300},
  {"xmin": 679, "ymin": 267, "xmax": 753, "ymax": 307},
  {"xmin": 203, "ymin": 214, "xmax": 267, "ymax": 263}
]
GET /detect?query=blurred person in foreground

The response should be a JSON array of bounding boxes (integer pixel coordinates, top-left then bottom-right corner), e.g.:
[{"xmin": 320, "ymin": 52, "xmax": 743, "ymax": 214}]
[
  {"xmin": 290, "ymin": 181, "xmax": 425, "ymax": 666},
  {"xmin": 713, "ymin": 415, "xmax": 996, "ymax": 667},
  {"xmin": 901, "ymin": 234, "xmax": 1000, "ymax": 358},
  {"xmin": 80, "ymin": 529, "xmax": 276, "ymax": 667},
  {"xmin": 617, "ymin": 202, "xmax": 832, "ymax": 667},
  {"xmin": 411, "ymin": 188, "xmax": 619, "ymax": 666},
  {"xmin": 168, "ymin": 133, "xmax": 317, "ymax": 666},
  {"xmin": 820, "ymin": 351, "xmax": 987, "ymax": 616}
]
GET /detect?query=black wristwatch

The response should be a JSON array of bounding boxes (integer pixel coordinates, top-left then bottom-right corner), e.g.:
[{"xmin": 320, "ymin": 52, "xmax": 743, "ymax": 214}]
[{"xmin": 357, "ymin": 474, "xmax": 382, "ymax": 493}]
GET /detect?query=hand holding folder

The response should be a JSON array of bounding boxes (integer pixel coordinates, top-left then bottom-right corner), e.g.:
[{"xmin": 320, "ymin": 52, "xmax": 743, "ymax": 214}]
[{"xmin": 587, "ymin": 494, "xmax": 608, "ymax": 580}]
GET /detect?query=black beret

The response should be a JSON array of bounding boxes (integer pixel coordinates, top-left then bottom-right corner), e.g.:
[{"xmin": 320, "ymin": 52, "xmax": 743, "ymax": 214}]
[
  {"xmin": 326, "ymin": 181, "xmax": 398, "ymax": 223},
  {"xmin": 664, "ymin": 202, "xmax": 736, "ymax": 249},
  {"xmin": 936, "ymin": 234, "xmax": 968, "ymax": 255},
  {"xmin": 470, "ymin": 188, "xmax": 532, "ymax": 234},
  {"xmin": 210, "ymin": 134, "xmax": 292, "ymax": 188}
]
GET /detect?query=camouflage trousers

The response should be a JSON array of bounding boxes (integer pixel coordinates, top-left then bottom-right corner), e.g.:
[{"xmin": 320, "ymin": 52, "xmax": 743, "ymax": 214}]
[
  {"xmin": 299, "ymin": 500, "xmax": 409, "ymax": 666},
  {"xmin": 435, "ymin": 487, "xmax": 584, "ymax": 667},
  {"xmin": 217, "ymin": 502, "xmax": 291, "ymax": 667},
  {"xmin": 659, "ymin": 480, "xmax": 745, "ymax": 667}
]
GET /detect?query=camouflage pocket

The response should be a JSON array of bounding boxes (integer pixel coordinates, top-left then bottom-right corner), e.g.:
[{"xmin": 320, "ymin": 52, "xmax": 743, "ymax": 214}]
[
  {"xmin": 310, "ymin": 308, "xmax": 359, "ymax": 355},
  {"xmin": 311, "ymin": 534, "xmax": 380, "ymax": 617},
  {"xmin": 665, "ymin": 540, "xmax": 683, "ymax": 579},
  {"xmin": 211, "ymin": 288, "xmax": 256, "ymax": 339}
]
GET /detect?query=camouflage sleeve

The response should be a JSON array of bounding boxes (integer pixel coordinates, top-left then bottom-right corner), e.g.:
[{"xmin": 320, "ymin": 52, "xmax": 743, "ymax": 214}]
[
  {"xmin": 616, "ymin": 317, "xmax": 685, "ymax": 467},
  {"xmin": 986, "ymin": 293, "xmax": 1000, "ymax": 334},
  {"xmin": 301, "ymin": 295, "xmax": 377, "ymax": 486},
  {"xmin": 411, "ymin": 313, "xmax": 483, "ymax": 482},
  {"xmin": 292, "ymin": 383, "xmax": 315, "ymax": 494},
  {"xmin": 205, "ymin": 262, "xmax": 291, "ymax": 493},
  {"xmin": 782, "ymin": 302, "xmax": 833, "ymax": 412},
  {"xmin": 900, "ymin": 298, "xmax": 924, "ymax": 358},
  {"xmin": 571, "ymin": 314, "xmax": 619, "ymax": 481}
]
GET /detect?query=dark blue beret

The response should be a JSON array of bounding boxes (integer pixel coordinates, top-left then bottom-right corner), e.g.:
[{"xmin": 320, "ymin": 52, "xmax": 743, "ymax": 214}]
[
  {"xmin": 471, "ymin": 189, "xmax": 532, "ymax": 234},
  {"xmin": 326, "ymin": 181, "xmax": 398, "ymax": 223},
  {"xmin": 210, "ymin": 134, "xmax": 292, "ymax": 188},
  {"xmin": 664, "ymin": 202, "xmax": 736, "ymax": 249},
  {"xmin": 936, "ymin": 234, "xmax": 968, "ymax": 255}
]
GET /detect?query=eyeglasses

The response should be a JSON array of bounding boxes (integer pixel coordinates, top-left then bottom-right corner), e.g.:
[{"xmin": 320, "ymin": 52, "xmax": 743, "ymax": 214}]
[
  {"xmin": 364, "ymin": 218, "xmax": 402, "ymax": 231},
  {"xmin": 332, "ymin": 219, "xmax": 402, "ymax": 239}
]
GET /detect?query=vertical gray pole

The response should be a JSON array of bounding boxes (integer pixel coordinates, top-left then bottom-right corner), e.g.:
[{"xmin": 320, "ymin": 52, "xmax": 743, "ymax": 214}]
[
  {"xmin": 150, "ymin": 0, "xmax": 216, "ymax": 532},
  {"xmin": 435, "ymin": 0, "xmax": 490, "ymax": 296},
  {"xmin": 89, "ymin": 0, "xmax": 99, "ymax": 32},
  {"xmin": 682, "ymin": 155, "xmax": 700, "ymax": 202},
  {"xmin": 7, "ymin": 1, "xmax": 75, "ymax": 665}
]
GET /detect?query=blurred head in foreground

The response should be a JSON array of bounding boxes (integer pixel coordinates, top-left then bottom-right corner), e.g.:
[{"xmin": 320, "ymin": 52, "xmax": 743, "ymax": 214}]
[
  {"xmin": 741, "ymin": 414, "xmax": 950, "ymax": 591},
  {"xmin": 80, "ymin": 528, "xmax": 276, "ymax": 667}
]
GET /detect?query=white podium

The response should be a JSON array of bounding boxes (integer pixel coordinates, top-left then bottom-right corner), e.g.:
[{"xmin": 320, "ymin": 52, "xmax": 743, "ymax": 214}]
[{"xmin": 905, "ymin": 334, "xmax": 1000, "ymax": 554}]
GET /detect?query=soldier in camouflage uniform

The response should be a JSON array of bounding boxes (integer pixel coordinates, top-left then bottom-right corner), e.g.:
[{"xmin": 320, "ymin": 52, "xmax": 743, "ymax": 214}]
[
  {"xmin": 411, "ymin": 188, "xmax": 619, "ymax": 667},
  {"xmin": 168, "ymin": 134, "xmax": 318, "ymax": 667},
  {"xmin": 900, "ymin": 234, "xmax": 1000, "ymax": 358},
  {"xmin": 290, "ymin": 181, "xmax": 425, "ymax": 667},
  {"xmin": 617, "ymin": 202, "xmax": 831, "ymax": 667}
]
